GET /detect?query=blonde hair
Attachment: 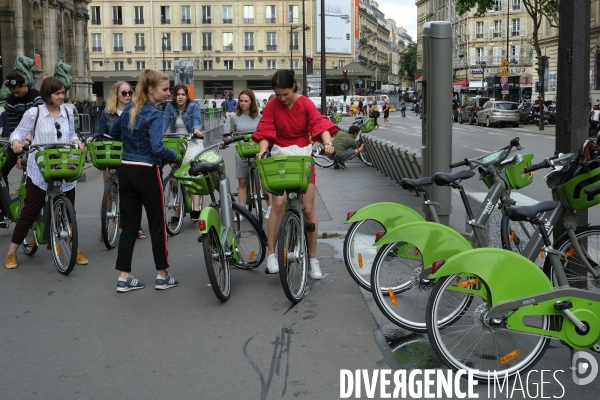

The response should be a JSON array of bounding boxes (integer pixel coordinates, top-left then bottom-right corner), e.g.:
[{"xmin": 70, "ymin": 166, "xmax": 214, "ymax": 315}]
[
  {"xmin": 105, "ymin": 81, "xmax": 130, "ymax": 114},
  {"xmin": 129, "ymin": 69, "xmax": 169, "ymax": 131}
]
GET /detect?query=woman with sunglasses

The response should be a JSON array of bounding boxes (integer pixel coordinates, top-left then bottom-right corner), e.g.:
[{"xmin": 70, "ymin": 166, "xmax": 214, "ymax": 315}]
[
  {"xmin": 5, "ymin": 77, "xmax": 88, "ymax": 269},
  {"xmin": 162, "ymin": 84, "xmax": 203, "ymax": 221},
  {"xmin": 86, "ymin": 82, "xmax": 147, "ymax": 240}
]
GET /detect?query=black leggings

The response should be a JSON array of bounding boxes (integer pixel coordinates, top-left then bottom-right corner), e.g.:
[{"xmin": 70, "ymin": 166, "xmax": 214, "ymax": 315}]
[{"xmin": 115, "ymin": 163, "xmax": 170, "ymax": 273}]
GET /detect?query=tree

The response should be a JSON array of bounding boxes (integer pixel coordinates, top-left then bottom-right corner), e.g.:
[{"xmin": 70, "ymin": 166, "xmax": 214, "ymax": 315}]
[
  {"xmin": 400, "ymin": 44, "xmax": 417, "ymax": 81},
  {"xmin": 456, "ymin": 0, "xmax": 559, "ymax": 80}
]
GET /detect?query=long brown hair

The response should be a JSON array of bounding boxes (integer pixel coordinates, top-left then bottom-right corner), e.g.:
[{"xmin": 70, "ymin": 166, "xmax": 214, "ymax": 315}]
[
  {"xmin": 172, "ymin": 84, "xmax": 191, "ymax": 106},
  {"xmin": 105, "ymin": 81, "xmax": 130, "ymax": 114},
  {"xmin": 129, "ymin": 69, "xmax": 169, "ymax": 130},
  {"xmin": 235, "ymin": 89, "xmax": 259, "ymax": 118}
]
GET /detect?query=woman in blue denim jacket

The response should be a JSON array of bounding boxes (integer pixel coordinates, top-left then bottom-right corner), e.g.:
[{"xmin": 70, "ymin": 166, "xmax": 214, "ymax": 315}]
[
  {"xmin": 162, "ymin": 85, "xmax": 204, "ymax": 221},
  {"xmin": 108, "ymin": 69, "xmax": 179, "ymax": 293}
]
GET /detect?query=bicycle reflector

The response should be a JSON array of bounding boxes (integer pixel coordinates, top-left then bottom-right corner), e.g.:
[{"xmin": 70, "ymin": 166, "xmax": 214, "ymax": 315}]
[
  {"xmin": 199, "ymin": 220, "xmax": 206, "ymax": 231},
  {"xmin": 431, "ymin": 260, "xmax": 445, "ymax": 274},
  {"xmin": 346, "ymin": 211, "xmax": 355, "ymax": 221},
  {"xmin": 375, "ymin": 231, "xmax": 386, "ymax": 242}
]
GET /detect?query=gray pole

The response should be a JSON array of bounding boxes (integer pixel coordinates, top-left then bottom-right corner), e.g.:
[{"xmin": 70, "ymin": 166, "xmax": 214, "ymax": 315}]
[
  {"xmin": 290, "ymin": 28, "xmax": 293, "ymax": 70},
  {"xmin": 302, "ymin": 0, "xmax": 307, "ymax": 96},
  {"xmin": 320, "ymin": 0, "xmax": 326, "ymax": 114},
  {"xmin": 162, "ymin": 34, "xmax": 166, "ymax": 73}
]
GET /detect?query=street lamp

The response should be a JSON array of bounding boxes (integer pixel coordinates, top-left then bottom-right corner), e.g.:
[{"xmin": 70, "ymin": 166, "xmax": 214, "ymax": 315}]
[
  {"xmin": 480, "ymin": 60, "xmax": 487, "ymax": 96},
  {"xmin": 458, "ymin": 50, "xmax": 469, "ymax": 93},
  {"xmin": 162, "ymin": 34, "xmax": 167, "ymax": 73}
]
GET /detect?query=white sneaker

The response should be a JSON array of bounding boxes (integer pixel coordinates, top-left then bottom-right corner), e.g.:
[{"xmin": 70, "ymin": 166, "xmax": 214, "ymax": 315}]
[
  {"xmin": 309, "ymin": 259, "xmax": 323, "ymax": 280},
  {"xmin": 264, "ymin": 206, "xmax": 272, "ymax": 220},
  {"xmin": 266, "ymin": 254, "xmax": 279, "ymax": 274}
]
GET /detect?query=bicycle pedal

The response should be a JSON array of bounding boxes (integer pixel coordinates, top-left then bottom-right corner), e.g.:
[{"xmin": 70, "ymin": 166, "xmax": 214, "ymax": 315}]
[
  {"xmin": 304, "ymin": 222, "xmax": 316, "ymax": 232},
  {"xmin": 197, "ymin": 235, "xmax": 203, "ymax": 243}
]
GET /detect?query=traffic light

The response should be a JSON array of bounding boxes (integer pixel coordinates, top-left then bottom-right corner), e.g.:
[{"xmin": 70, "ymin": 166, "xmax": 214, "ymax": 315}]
[
  {"xmin": 535, "ymin": 56, "xmax": 549, "ymax": 76},
  {"xmin": 343, "ymin": 69, "xmax": 348, "ymax": 77},
  {"xmin": 306, "ymin": 57, "xmax": 313, "ymax": 74}
]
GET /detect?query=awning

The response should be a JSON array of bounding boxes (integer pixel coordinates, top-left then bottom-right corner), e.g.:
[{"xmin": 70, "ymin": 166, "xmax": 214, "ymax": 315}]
[
  {"xmin": 415, "ymin": 74, "xmax": 422, "ymax": 82},
  {"xmin": 452, "ymin": 80, "xmax": 468, "ymax": 88}
]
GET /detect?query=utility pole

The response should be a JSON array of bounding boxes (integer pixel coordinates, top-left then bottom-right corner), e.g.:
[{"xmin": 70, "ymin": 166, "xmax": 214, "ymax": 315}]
[
  {"xmin": 302, "ymin": 0, "xmax": 307, "ymax": 96},
  {"xmin": 319, "ymin": 0, "xmax": 326, "ymax": 114}
]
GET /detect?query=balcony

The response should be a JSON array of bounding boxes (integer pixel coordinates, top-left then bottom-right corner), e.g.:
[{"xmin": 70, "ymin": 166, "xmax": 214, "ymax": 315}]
[
  {"xmin": 161, "ymin": 18, "xmax": 170, "ymax": 24},
  {"xmin": 476, "ymin": 33, "xmax": 484, "ymax": 38},
  {"xmin": 135, "ymin": 45, "xmax": 145, "ymax": 51},
  {"xmin": 163, "ymin": 46, "xmax": 172, "ymax": 51},
  {"xmin": 202, "ymin": 45, "xmax": 212, "ymax": 51},
  {"xmin": 493, "ymin": 32, "xmax": 502, "ymax": 37},
  {"xmin": 511, "ymin": 31, "xmax": 520, "ymax": 36},
  {"xmin": 201, "ymin": 18, "xmax": 211, "ymax": 24},
  {"xmin": 113, "ymin": 46, "xmax": 123, "ymax": 52},
  {"xmin": 244, "ymin": 18, "xmax": 254, "ymax": 24},
  {"xmin": 134, "ymin": 18, "xmax": 144, "ymax": 24},
  {"xmin": 182, "ymin": 18, "xmax": 191, "ymax": 24},
  {"xmin": 223, "ymin": 44, "xmax": 233, "ymax": 51},
  {"xmin": 91, "ymin": 19, "xmax": 101, "ymax": 25},
  {"xmin": 244, "ymin": 45, "xmax": 254, "ymax": 51},
  {"xmin": 223, "ymin": 18, "xmax": 232, "ymax": 24},
  {"xmin": 92, "ymin": 46, "xmax": 102, "ymax": 52},
  {"xmin": 266, "ymin": 44, "xmax": 277, "ymax": 51},
  {"xmin": 266, "ymin": 17, "xmax": 276, "ymax": 24},
  {"xmin": 113, "ymin": 19, "xmax": 122, "ymax": 25},
  {"xmin": 182, "ymin": 45, "xmax": 192, "ymax": 51},
  {"xmin": 289, "ymin": 44, "xmax": 298, "ymax": 50},
  {"xmin": 289, "ymin": 18, "xmax": 298, "ymax": 23}
]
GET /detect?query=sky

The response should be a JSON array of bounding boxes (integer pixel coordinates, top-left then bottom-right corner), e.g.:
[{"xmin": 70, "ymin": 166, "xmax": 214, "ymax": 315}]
[{"xmin": 378, "ymin": 1, "xmax": 418, "ymax": 40}]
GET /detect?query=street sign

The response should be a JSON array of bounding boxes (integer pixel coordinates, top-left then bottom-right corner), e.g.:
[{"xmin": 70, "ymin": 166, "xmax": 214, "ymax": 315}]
[
  {"xmin": 499, "ymin": 69, "xmax": 510, "ymax": 77},
  {"xmin": 535, "ymin": 81, "xmax": 542, "ymax": 92},
  {"xmin": 341, "ymin": 83, "xmax": 349, "ymax": 91},
  {"xmin": 500, "ymin": 77, "xmax": 509, "ymax": 84},
  {"xmin": 453, "ymin": 85, "xmax": 461, "ymax": 93},
  {"xmin": 501, "ymin": 90, "xmax": 510, "ymax": 95},
  {"xmin": 500, "ymin": 59, "xmax": 510, "ymax": 68},
  {"xmin": 502, "ymin": 84, "xmax": 509, "ymax": 90}
]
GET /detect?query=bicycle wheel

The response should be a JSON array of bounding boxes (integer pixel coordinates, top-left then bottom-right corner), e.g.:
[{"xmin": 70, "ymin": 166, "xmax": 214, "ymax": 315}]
[
  {"xmin": 19, "ymin": 197, "xmax": 38, "ymax": 256},
  {"xmin": 500, "ymin": 215, "xmax": 541, "ymax": 266},
  {"xmin": 101, "ymin": 180, "xmax": 120, "ymax": 249},
  {"xmin": 278, "ymin": 210, "xmax": 308, "ymax": 303},
  {"xmin": 547, "ymin": 226, "xmax": 600, "ymax": 293},
  {"xmin": 357, "ymin": 139, "xmax": 373, "ymax": 167},
  {"xmin": 231, "ymin": 202, "xmax": 267, "ymax": 269},
  {"xmin": 312, "ymin": 144, "xmax": 335, "ymax": 168},
  {"xmin": 426, "ymin": 273, "xmax": 551, "ymax": 382},
  {"xmin": 51, "ymin": 196, "xmax": 78, "ymax": 275},
  {"xmin": 247, "ymin": 168, "xmax": 263, "ymax": 226},
  {"xmin": 202, "ymin": 226, "xmax": 230, "ymax": 302},
  {"xmin": 163, "ymin": 174, "xmax": 184, "ymax": 236},
  {"xmin": 343, "ymin": 219, "xmax": 385, "ymax": 291}
]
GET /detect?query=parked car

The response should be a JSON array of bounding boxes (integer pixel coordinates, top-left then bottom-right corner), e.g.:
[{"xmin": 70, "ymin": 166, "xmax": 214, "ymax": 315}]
[
  {"xmin": 475, "ymin": 100, "xmax": 520, "ymax": 127},
  {"xmin": 458, "ymin": 96, "xmax": 492, "ymax": 125}
]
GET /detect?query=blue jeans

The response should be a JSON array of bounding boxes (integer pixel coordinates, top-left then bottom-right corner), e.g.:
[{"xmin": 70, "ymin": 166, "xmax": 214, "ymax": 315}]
[{"xmin": 329, "ymin": 149, "xmax": 356, "ymax": 161}]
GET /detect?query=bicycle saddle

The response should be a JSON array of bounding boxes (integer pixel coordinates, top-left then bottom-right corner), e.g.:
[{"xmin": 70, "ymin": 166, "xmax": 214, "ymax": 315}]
[
  {"xmin": 433, "ymin": 170, "xmax": 475, "ymax": 186},
  {"xmin": 189, "ymin": 160, "xmax": 218, "ymax": 176},
  {"xmin": 401, "ymin": 177, "xmax": 433, "ymax": 191},
  {"xmin": 506, "ymin": 200, "xmax": 558, "ymax": 222}
]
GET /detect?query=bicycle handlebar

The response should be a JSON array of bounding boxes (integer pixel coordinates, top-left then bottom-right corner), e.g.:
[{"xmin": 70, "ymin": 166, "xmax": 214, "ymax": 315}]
[
  {"xmin": 449, "ymin": 137, "xmax": 521, "ymax": 169},
  {"xmin": 585, "ymin": 184, "xmax": 600, "ymax": 198},
  {"xmin": 523, "ymin": 159, "xmax": 551, "ymax": 173},
  {"xmin": 450, "ymin": 159, "xmax": 469, "ymax": 169},
  {"xmin": 522, "ymin": 153, "xmax": 576, "ymax": 173},
  {"xmin": 223, "ymin": 135, "xmax": 247, "ymax": 146}
]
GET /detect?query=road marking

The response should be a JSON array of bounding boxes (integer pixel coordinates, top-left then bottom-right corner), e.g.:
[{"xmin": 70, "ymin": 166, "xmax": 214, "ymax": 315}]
[{"xmin": 462, "ymin": 145, "xmax": 489, "ymax": 153}]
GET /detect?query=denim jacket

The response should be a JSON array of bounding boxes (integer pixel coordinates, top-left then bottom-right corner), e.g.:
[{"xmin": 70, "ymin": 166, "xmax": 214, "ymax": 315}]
[
  {"xmin": 109, "ymin": 102, "xmax": 176, "ymax": 166},
  {"xmin": 91, "ymin": 109, "xmax": 120, "ymax": 139},
  {"xmin": 162, "ymin": 101, "xmax": 201, "ymax": 134}
]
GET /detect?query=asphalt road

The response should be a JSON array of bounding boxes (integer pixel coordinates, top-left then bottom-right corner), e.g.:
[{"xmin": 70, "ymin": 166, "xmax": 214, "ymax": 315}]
[{"xmin": 1, "ymin": 111, "xmax": 598, "ymax": 399}]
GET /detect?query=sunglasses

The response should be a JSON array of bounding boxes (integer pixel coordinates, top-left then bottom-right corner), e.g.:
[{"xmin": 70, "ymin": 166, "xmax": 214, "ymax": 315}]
[
  {"xmin": 120, "ymin": 90, "xmax": 134, "ymax": 97},
  {"xmin": 5, "ymin": 79, "xmax": 18, "ymax": 86},
  {"xmin": 54, "ymin": 122, "xmax": 62, "ymax": 139}
]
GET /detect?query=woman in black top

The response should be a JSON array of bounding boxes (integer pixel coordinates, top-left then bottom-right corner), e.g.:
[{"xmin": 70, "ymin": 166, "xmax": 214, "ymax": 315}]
[{"xmin": 382, "ymin": 100, "xmax": 391, "ymax": 127}]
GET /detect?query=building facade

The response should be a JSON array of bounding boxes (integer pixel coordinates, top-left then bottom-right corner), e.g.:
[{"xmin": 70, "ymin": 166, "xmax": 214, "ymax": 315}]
[{"xmin": 0, "ymin": 0, "xmax": 92, "ymax": 99}]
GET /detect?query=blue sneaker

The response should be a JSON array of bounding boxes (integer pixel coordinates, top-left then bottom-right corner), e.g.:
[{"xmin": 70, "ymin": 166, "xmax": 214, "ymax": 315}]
[
  {"xmin": 117, "ymin": 276, "xmax": 145, "ymax": 292},
  {"xmin": 155, "ymin": 273, "xmax": 179, "ymax": 290}
]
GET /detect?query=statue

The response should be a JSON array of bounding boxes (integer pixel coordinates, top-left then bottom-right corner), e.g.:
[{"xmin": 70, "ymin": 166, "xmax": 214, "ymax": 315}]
[
  {"xmin": 0, "ymin": 55, "xmax": 36, "ymax": 103},
  {"xmin": 54, "ymin": 61, "xmax": 72, "ymax": 92}
]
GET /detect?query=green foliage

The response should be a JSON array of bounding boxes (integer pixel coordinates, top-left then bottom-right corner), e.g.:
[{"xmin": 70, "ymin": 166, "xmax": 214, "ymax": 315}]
[{"xmin": 400, "ymin": 45, "xmax": 417, "ymax": 79}]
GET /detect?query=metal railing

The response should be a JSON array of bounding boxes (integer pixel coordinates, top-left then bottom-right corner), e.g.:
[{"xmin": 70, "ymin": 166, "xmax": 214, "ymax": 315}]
[
  {"xmin": 360, "ymin": 133, "xmax": 422, "ymax": 181},
  {"xmin": 200, "ymin": 109, "xmax": 225, "ymax": 142}
]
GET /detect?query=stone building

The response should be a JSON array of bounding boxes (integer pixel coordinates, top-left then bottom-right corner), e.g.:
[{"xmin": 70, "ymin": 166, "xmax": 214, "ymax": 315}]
[{"xmin": 0, "ymin": 0, "xmax": 92, "ymax": 99}]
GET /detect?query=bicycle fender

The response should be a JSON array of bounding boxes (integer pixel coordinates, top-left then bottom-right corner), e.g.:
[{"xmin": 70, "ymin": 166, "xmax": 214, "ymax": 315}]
[
  {"xmin": 9, "ymin": 183, "xmax": 28, "ymax": 220},
  {"xmin": 198, "ymin": 207, "xmax": 222, "ymax": 236},
  {"xmin": 374, "ymin": 221, "xmax": 473, "ymax": 269},
  {"xmin": 430, "ymin": 248, "xmax": 554, "ymax": 305},
  {"xmin": 346, "ymin": 202, "xmax": 424, "ymax": 233}
]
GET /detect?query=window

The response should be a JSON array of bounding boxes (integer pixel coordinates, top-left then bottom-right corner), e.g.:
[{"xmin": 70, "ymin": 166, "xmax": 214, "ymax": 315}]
[
  {"xmin": 201, "ymin": 5, "xmax": 211, "ymax": 24},
  {"xmin": 267, "ymin": 60, "xmax": 277, "ymax": 69},
  {"xmin": 92, "ymin": 33, "xmax": 102, "ymax": 51},
  {"xmin": 181, "ymin": 6, "xmax": 191, "ymax": 24},
  {"xmin": 223, "ymin": 32, "xmax": 233, "ymax": 51},
  {"xmin": 493, "ymin": 20, "xmax": 502, "ymax": 37},
  {"xmin": 113, "ymin": 33, "xmax": 123, "ymax": 51},
  {"xmin": 91, "ymin": 6, "xmax": 101, "ymax": 25},
  {"xmin": 266, "ymin": 32, "xmax": 277, "ymax": 50},
  {"xmin": 244, "ymin": 33, "xmax": 254, "ymax": 51},
  {"xmin": 290, "ymin": 32, "xmax": 298, "ymax": 50},
  {"xmin": 476, "ymin": 47, "xmax": 485, "ymax": 63},
  {"xmin": 161, "ymin": 6, "xmax": 171, "ymax": 24},
  {"xmin": 112, "ymin": 6, "xmax": 122, "ymax": 25},
  {"xmin": 114, "ymin": 61, "xmax": 124, "ymax": 71},
  {"xmin": 243, "ymin": 5, "xmax": 254, "ymax": 24},
  {"xmin": 203, "ymin": 60, "xmax": 213, "ymax": 70},
  {"xmin": 476, "ymin": 22, "xmax": 484, "ymax": 39},
  {"xmin": 136, "ymin": 61, "xmax": 146, "ymax": 71},
  {"xmin": 596, "ymin": 54, "xmax": 600, "ymax": 90},
  {"xmin": 245, "ymin": 60, "xmax": 255, "ymax": 70},
  {"xmin": 223, "ymin": 60, "xmax": 233, "ymax": 70},
  {"xmin": 511, "ymin": 19, "xmax": 521, "ymax": 36},
  {"xmin": 511, "ymin": 0, "xmax": 521, "ymax": 10},
  {"xmin": 339, "ymin": 60, "xmax": 345, "ymax": 68},
  {"xmin": 291, "ymin": 59, "xmax": 299, "ymax": 69},
  {"xmin": 288, "ymin": 5, "xmax": 298, "ymax": 23},
  {"xmin": 202, "ymin": 33, "xmax": 212, "ymax": 50},
  {"xmin": 163, "ymin": 61, "xmax": 172, "ymax": 71},
  {"xmin": 182, "ymin": 33, "xmax": 192, "ymax": 51},
  {"xmin": 266, "ymin": 5, "xmax": 276, "ymax": 24},
  {"xmin": 547, "ymin": 18, "xmax": 553, "ymax": 36},
  {"xmin": 494, "ymin": 0, "xmax": 502, "ymax": 11},
  {"xmin": 222, "ymin": 6, "xmax": 233, "ymax": 24},
  {"xmin": 134, "ymin": 6, "xmax": 144, "ymax": 24},
  {"xmin": 135, "ymin": 33, "xmax": 145, "ymax": 51},
  {"xmin": 162, "ymin": 33, "xmax": 171, "ymax": 51}
]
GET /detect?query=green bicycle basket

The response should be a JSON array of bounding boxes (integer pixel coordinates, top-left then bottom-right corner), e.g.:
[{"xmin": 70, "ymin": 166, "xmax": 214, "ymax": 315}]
[
  {"xmin": 35, "ymin": 148, "xmax": 87, "ymax": 182},
  {"xmin": 88, "ymin": 141, "xmax": 123, "ymax": 170},
  {"xmin": 173, "ymin": 160, "xmax": 215, "ymax": 196},
  {"xmin": 481, "ymin": 153, "xmax": 534, "ymax": 190},
  {"xmin": 362, "ymin": 118, "xmax": 375, "ymax": 133},
  {"xmin": 558, "ymin": 166, "xmax": 600, "ymax": 211},
  {"xmin": 162, "ymin": 137, "xmax": 188, "ymax": 164},
  {"xmin": 0, "ymin": 146, "xmax": 8, "ymax": 170},
  {"xmin": 236, "ymin": 133, "xmax": 260, "ymax": 160},
  {"xmin": 331, "ymin": 114, "xmax": 343, "ymax": 124},
  {"xmin": 255, "ymin": 155, "xmax": 315, "ymax": 196}
]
